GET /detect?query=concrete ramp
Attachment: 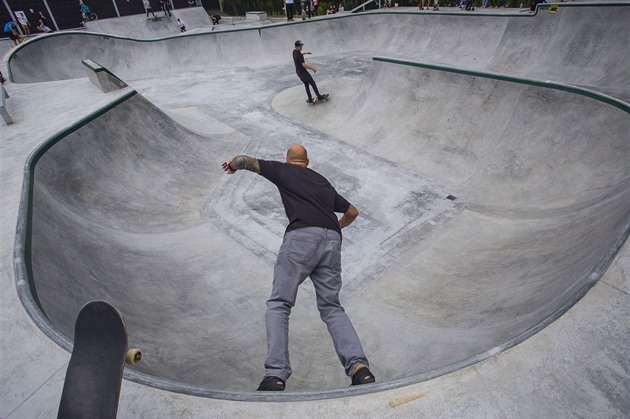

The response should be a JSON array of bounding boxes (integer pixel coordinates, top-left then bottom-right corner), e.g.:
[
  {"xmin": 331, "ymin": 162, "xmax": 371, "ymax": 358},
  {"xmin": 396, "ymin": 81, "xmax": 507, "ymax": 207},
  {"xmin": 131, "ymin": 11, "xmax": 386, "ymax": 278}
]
[{"xmin": 84, "ymin": 7, "xmax": 214, "ymax": 39}]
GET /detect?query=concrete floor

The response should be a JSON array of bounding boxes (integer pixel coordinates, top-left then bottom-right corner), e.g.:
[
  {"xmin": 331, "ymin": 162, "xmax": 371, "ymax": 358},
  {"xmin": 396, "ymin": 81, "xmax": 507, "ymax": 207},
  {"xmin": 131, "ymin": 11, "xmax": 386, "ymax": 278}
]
[{"xmin": 1, "ymin": 3, "xmax": 629, "ymax": 418}]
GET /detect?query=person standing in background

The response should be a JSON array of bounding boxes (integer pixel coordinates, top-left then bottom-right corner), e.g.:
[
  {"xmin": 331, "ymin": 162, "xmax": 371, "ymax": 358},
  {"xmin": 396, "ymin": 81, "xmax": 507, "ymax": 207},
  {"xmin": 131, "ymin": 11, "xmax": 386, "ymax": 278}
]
[
  {"xmin": 285, "ymin": 0, "xmax": 295, "ymax": 21},
  {"xmin": 143, "ymin": 0, "xmax": 157, "ymax": 17}
]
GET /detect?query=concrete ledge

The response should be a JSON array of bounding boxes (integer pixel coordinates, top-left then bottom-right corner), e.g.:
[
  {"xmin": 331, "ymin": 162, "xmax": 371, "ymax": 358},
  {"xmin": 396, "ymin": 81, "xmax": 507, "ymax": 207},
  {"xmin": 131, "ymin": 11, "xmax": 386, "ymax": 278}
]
[
  {"xmin": 246, "ymin": 11, "xmax": 268, "ymax": 20},
  {"xmin": 1, "ymin": 85, "xmax": 13, "ymax": 125},
  {"xmin": 82, "ymin": 59, "xmax": 128, "ymax": 93},
  {"xmin": 220, "ymin": 16, "xmax": 235, "ymax": 24}
]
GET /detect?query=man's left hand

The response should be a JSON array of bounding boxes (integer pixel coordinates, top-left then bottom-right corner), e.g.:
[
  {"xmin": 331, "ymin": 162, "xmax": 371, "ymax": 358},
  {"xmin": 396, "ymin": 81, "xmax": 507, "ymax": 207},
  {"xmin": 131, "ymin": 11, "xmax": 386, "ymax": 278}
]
[{"xmin": 221, "ymin": 161, "xmax": 235, "ymax": 174}]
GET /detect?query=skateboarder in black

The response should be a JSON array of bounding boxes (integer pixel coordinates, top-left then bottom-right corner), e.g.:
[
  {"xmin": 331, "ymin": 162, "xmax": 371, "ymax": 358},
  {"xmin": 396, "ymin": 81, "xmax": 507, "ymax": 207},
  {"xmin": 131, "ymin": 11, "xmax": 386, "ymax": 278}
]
[
  {"xmin": 293, "ymin": 40, "xmax": 328, "ymax": 104},
  {"xmin": 221, "ymin": 144, "xmax": 375, "ymax": 391}
]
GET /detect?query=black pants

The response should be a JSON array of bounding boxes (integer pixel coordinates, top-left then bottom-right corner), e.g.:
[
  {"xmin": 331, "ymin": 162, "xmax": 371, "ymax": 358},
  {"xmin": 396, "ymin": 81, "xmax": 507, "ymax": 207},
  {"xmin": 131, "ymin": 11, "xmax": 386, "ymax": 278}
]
[
  {"xmin": 298, "ymin": 72, "xmax": 321, "ymax": 101},
  {"xmin": 286, "ymin": 3, "xmax": 294, "ymax": 20}
]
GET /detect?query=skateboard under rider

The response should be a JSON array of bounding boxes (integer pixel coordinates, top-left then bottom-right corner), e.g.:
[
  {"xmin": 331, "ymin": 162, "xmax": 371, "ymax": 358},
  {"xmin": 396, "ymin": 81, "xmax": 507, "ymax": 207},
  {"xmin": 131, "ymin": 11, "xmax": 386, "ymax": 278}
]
[{"xmin": 308, "ymin": 93, "xmax": 330, "ymax": 105}]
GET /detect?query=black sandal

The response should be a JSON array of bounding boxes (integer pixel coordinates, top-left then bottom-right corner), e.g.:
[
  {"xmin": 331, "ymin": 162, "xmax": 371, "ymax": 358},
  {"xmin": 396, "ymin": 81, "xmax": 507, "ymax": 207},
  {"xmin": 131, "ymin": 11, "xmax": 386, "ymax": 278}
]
[
  {"xmin": 351, "ymin": 366, "xmax": 376, "ymax": 386},
  {"xmin": 257, "ymin": 376, "xmax": 286, "ymax": 391}
]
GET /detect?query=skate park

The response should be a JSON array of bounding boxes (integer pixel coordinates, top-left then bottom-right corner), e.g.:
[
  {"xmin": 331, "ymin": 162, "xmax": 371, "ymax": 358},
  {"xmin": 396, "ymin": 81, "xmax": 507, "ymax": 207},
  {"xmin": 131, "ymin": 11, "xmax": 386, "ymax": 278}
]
[{"xmin": 1, "ymin": 2, "xmax": 629, "ymax": 417}]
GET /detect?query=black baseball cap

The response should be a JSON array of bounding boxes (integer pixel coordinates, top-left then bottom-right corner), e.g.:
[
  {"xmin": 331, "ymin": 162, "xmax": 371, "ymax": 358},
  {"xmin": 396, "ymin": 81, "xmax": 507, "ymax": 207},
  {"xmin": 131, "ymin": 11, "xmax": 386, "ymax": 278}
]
[{"xmin": 295, "ymin": 40, "xmax": 304, "ymax": 47}]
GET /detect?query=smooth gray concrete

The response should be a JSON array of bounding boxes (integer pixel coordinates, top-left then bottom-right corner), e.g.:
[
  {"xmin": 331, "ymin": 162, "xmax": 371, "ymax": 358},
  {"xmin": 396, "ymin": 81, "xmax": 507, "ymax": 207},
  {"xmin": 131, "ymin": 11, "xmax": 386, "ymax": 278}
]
[
  {"xmin": 85, "ymin": 7, "xmax": 218, "ymax": 39},
  {"xmin": 82, "ymin": 59, "xmax": 128, "ymax": 92},
  {"xmin": 1, "ymin": 3, "xmax": 629, "ymax": 417}
]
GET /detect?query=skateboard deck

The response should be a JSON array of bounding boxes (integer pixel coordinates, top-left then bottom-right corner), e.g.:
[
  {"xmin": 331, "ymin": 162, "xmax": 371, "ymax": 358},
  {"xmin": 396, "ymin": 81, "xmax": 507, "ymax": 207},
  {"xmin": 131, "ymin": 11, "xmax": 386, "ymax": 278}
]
[
  {"xmin": 58, "ymin": 300, "xmax": 141, "ymax": 419},
  {"xmin": 309, "ymin": 94, "xmax": 330, "ymax": 105}
]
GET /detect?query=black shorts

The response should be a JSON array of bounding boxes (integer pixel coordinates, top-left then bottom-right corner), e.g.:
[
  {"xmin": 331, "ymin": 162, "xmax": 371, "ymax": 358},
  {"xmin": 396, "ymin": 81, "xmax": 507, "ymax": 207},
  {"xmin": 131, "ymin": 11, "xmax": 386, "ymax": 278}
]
[{"xmin": 5, "ymin": 31, "xmax": 18, "ymax": 41}]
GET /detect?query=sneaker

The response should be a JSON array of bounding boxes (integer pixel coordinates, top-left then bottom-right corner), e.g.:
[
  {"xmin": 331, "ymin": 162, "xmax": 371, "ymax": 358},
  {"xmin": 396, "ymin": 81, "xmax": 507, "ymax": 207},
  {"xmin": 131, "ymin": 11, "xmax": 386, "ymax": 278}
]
[
  {"xmin": 257, "ymin": 376, "xmax": 286, "ymax": 391},
  {"xmin": 351, "ymin": 365, "xmax": 375, "ymax": 386},
  {"xmin": 317, "ymin": 93, "xmax": 329, "ymax": 101},
  {"xmin": 306, "ymin": 98, "xmax": 314, "ymax": 103}
]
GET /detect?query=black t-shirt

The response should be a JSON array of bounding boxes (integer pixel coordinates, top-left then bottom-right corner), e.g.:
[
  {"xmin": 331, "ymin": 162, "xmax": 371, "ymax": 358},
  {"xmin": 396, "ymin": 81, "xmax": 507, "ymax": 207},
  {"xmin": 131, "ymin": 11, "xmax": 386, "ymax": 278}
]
[
  {"xmin": 293, "ymin": 49, "xmax": 308, "ymax": 76},
  {"xmin": 258, "ymin": 160, "xmax": 350, "ymax": 236}
]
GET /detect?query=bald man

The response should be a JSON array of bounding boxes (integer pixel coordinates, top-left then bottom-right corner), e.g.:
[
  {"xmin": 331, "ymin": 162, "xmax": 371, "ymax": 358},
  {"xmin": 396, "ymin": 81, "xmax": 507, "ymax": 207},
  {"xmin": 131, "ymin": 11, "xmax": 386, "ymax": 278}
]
[{"xmin": 222, "ymin": 145, "xmax": 375, "ymax": 391}]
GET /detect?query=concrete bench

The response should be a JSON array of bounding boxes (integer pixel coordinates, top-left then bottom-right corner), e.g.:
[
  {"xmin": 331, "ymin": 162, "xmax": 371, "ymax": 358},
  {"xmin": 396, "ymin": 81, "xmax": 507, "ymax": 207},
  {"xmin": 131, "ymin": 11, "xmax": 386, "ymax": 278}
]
[
  {"xmin": 1, "ymin": 85, "xmax": 13, "ymax": 125},
  {"xmin": 82, "ymin": 59, "xmax": 127, "ymax": 93},
  {"xmin": 246, "ymin": 11, "xmax": 268, "ymax": 20}
]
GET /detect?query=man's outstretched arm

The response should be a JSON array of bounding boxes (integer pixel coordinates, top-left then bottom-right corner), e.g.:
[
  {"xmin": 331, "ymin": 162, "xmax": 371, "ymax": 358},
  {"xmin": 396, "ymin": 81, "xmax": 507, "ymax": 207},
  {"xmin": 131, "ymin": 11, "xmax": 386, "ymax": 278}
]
[
  {"xmin": 339, "ymin": 204, "xmax": 359, "ymax": 229},
  {"xmin": 221, "ymin": 155, "xmax": 260, "ymax": 174},
  {"xmin": 302, "ymin": 61, "xmax": 317, "ymax": 73}
]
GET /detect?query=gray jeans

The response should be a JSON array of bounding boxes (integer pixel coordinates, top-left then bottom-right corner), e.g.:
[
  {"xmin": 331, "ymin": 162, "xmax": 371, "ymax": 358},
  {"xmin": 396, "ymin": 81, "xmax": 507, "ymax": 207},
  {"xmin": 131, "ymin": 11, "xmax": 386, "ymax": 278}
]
[{"xmin": 264, "ymin": 227, "xmax": 369, "ymax": 381}]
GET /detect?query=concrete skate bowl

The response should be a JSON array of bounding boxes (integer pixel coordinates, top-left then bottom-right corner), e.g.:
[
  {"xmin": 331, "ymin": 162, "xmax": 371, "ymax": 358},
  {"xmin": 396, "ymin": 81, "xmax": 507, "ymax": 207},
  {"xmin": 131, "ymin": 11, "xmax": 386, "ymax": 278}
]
[{"xmin": 12, "ymin": 5, "xmax": 630, "ymax": 401}]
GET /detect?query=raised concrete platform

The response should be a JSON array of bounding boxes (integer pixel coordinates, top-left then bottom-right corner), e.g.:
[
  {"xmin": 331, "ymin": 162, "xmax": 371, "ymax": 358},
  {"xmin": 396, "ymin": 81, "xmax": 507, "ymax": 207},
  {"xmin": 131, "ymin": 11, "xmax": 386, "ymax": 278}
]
[
  {"xmin": 82, "ymin": 59, "xmax": 127, "ymax": 92},
  {"xmin": 246, "ymin": 11, "xmax": 268, "ymax": 20}
]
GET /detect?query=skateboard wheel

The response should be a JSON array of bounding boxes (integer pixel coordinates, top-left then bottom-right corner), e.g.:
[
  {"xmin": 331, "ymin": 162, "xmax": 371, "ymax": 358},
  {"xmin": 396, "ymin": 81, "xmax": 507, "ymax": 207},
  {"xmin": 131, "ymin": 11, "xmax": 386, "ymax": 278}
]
[{"xmin": 125, "ymin": 348, "xmax": 142, "ymax": 365}]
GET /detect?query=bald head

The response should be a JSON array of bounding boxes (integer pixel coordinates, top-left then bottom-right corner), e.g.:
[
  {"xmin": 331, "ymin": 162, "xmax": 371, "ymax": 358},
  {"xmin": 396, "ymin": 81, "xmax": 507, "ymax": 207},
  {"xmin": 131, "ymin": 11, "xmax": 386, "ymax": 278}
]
[{"xmin": 286, "ymin": 144, "xmax": 309, "ymax": 167}]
